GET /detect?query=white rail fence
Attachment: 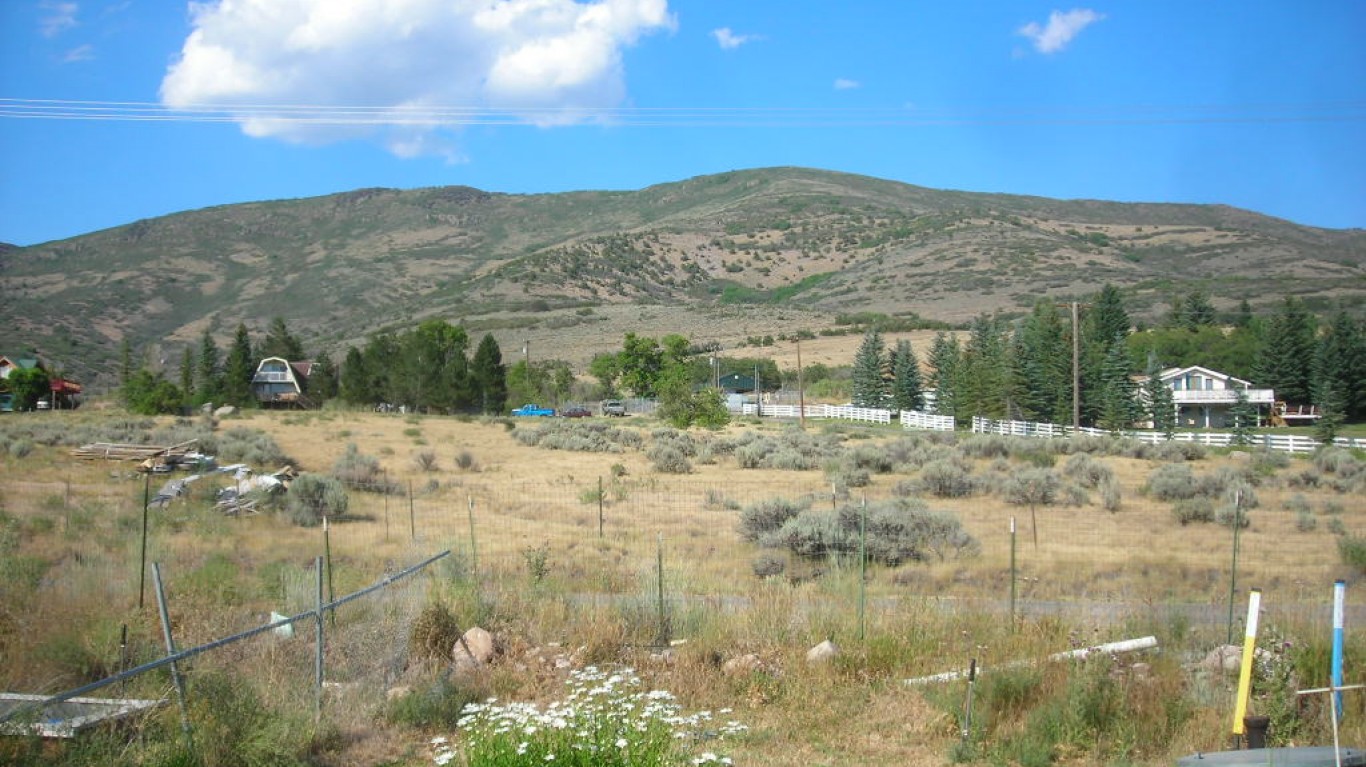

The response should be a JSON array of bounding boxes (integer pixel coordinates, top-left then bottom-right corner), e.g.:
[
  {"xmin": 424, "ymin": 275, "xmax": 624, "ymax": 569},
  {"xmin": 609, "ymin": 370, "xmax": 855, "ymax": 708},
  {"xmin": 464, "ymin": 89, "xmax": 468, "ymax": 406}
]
[
  {"xmin": 740, "ymin": 403, "xmax": 892, "ymax": 424},
  {"xmin": 970, "ymin": 416, "xmax": 1366, "ymax": 455}
]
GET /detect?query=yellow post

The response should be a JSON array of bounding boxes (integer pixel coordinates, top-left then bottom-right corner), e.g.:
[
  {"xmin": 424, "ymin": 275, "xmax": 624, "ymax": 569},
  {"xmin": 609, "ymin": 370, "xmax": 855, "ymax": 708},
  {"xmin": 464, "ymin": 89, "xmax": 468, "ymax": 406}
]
[{"xmin": 1231, "ymin": 588, "xmax": 1262, "ymax": 737}]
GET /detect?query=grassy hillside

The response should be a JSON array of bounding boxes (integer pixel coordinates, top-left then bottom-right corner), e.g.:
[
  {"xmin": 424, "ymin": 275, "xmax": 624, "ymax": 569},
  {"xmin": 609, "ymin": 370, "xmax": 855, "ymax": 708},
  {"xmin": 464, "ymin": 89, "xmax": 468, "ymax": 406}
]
[{"xmin": 2, "ymin": 167, "xmax": 1363, "ymax": 386}]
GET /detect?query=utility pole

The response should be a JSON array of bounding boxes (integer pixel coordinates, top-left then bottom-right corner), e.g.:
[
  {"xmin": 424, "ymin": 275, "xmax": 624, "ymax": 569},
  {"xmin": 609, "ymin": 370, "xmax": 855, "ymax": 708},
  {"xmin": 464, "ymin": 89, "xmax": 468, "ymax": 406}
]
[
  {"xmin": 797, "ymin": 338, "xmax": 806, "ymax": 430},
  {"xmin": 1072, "ymin": 302, "xmax": 1081, "ymax": 431},
  {"xmin": 754, "ymin": 361, "xmax": 761, "ymax": 417}
]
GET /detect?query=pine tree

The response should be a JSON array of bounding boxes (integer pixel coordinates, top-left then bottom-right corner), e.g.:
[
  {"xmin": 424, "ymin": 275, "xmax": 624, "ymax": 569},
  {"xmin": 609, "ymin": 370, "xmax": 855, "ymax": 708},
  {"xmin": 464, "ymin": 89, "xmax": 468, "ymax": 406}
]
[
  {"xmin": 958, "ymin": 314, "xmax": 1010, "ymax": 419},
  {"xmin": 260, "ymin": 316, "xmax": 305, "ymax": 361},
  {"xmin": 851, "ymin": 328, "xmax": 889, "ymax": 409},
  {"xmin": 1014, "ymin": 299, "xmax": 1072, "ymax": 423},
  {"xmin": 927, "ymin": 332, "xmax": 961, "ymax": 418},
  {"xmin": 340, "ymin": 346, "xmax": 370, "ymax": 404},
  {"xmin": 1143, "ymin": 353, "xmax": 1176, "ymax": 438},
  {"xmin": 471, "ymin": 333, "xmax": 507, "ymax": 414},
  {"xmin": 1229, "ymin": 386, "xmax": 1256, "ymax": 445},
  {"xmin": 196, "ymin": 328, "xmax": 221, "ymax": 405},
  {"xmin": 309, "ymin": 350, "xmax": 339, "ymax": 402},
  {"xmin": 890, "ymin": 339, "xmax": 924, "ymax": 412},
  {"xmin": 178, "ymin": 346, "xmax": 195, "ymax": 405},
  {"xmin": 221, "ymin": 323, "xmax": 255, "ymax": 406},
  {"xmin": 1081, "ymin": 285, "xmax": 1131, "ymax": 426},
  {"xmin": 1255, "ymin": 297, "xmax": 1317, "ymax": 405},
  {"xmin": 1314, "ymin": 310, "xmax": 1366, "ymax": 421},
  {"xmin": 1097, "ymin": 336, "xmax": 1139, "ymax": 432},
  {"xmin": 1181, "ymin": 289, "xmax": 1216, "ymax": 330}
]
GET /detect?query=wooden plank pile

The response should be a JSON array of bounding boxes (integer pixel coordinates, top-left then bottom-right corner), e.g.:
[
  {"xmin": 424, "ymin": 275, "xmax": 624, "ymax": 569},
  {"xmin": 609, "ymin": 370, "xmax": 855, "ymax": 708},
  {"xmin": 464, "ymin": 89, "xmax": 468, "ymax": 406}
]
[{"xmin": 71, "ymin": 439, "xmax": 200, "ymax": 467}]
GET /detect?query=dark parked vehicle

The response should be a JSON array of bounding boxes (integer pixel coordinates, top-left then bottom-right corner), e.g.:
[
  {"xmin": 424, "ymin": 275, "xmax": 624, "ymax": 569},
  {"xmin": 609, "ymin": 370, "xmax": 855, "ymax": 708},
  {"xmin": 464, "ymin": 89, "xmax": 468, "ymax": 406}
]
[{"xmin": 560, "ymin": 406, "xmax": 592, "ymax": 418}]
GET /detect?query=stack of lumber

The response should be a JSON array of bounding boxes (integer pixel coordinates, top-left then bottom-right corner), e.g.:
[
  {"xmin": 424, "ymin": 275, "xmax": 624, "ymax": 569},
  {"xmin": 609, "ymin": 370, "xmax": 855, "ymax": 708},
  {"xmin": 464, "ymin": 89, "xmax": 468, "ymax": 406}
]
[{"xmin": 71, "ymin": 439, "xmax": 199, "ymax": 462}]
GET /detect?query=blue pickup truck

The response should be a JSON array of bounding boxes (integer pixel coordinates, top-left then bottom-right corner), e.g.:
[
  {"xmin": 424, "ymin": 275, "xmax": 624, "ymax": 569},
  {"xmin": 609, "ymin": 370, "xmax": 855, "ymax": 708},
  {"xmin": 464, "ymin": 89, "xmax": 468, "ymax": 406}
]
[{"xmin": 511, "ymin": 404, "xmax": 556, "ymax": 417}]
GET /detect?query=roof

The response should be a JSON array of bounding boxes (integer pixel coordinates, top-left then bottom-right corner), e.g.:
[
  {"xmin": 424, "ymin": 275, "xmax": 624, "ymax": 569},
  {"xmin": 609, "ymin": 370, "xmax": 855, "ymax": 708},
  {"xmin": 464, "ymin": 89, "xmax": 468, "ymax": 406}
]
[{"xmin": 1156, "ymin": 365, "xmax": 1252, "ymax": 388}]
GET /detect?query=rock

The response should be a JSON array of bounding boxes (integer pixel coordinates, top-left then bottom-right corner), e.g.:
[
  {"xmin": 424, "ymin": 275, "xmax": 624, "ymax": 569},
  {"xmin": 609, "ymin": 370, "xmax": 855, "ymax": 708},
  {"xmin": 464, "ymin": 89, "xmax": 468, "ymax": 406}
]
[
  {"xmin": 723, "ymin": 653, "xmax": 765, "ymax": 676},
  {"xmin": 386, "ymin": 686, "xmax": 412, "ymax": 701},
  {"xmin": 214, "ymin": 405, "xmax": 237, "ymax": 418},
  {"xmin": 201, "ymin": 403, "xmax": 214, "ymax": 415},
  {"xmin": 453, "ymin": 626, "xmax": 497, "ymax": 666},
  {"xmin": 1228, "ymin": 451, "xmax": 1252, "ymax": 463},
  {"xmin": 1199, "ymin": 645, "xmax": 1242, "ymax": 673},
  {"xmin": 806, "ymin": 640, "xmax": 840, "ymax": 665}
]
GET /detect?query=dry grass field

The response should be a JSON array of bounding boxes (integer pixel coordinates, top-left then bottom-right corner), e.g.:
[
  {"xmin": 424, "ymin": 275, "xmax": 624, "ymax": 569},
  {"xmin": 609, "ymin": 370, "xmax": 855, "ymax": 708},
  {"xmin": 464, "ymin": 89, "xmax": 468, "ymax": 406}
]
[{"xmin": 2, "ymin": 408, "xmax": 1364, "ymax": 766}]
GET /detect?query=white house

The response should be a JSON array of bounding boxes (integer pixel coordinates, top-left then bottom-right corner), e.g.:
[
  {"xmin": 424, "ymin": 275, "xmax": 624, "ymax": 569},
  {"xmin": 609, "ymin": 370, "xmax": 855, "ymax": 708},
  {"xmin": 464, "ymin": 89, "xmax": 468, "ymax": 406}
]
[
  {"xmin": 1139, "ymin": 365, "xmax": 1274, "ymax": 429},
  {"xmin": 250, "ymin": 357, "xmax": 314, "ymax": 408}
]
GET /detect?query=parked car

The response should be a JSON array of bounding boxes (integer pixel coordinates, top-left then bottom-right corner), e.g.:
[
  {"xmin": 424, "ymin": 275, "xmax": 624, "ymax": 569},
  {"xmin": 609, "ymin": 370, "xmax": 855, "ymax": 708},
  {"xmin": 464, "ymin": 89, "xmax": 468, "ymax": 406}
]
[
  {"xmin": 601, "ymin": 399, "xmax": 627, "ymax": 417},
  {"xmin": 559, "ymin": 405, "xmax": 592, "ymax": 418},
  {"xmin": 511, "ymin": 404, "xmax": 556, "ymax": 417}
]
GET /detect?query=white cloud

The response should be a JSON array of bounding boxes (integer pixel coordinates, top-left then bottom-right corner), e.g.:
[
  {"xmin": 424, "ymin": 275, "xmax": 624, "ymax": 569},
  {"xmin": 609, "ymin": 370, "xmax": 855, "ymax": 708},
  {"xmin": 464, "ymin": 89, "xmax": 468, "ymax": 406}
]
[
  {"xmin": 833, "ymin": 78, "xmax": 860, "ymax": 90},
  {"xmin": 711, "ymin": 27, "xmax": 757, "ymax": 50},
  {"xmin": 39, "ymin": 1, "xmax": 78, "ymax": 38},
  {"xmin": 161, "ymin": 0, "xmax": 675, "ymax": 152},
  {"xmin": 1017, "ymin": 8, "xmax": 1104, "ymax": 54},
  {"xmin": 63, "ymin": 44, "xmax": 95, "ymax": 62}
]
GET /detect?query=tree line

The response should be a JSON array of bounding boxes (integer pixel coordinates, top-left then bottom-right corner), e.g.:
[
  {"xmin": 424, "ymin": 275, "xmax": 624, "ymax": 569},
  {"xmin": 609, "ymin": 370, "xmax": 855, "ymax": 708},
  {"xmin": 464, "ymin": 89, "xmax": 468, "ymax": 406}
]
[{"xmin": 849, "ymin": 285, "xmax": 1366, "ymax": 436}]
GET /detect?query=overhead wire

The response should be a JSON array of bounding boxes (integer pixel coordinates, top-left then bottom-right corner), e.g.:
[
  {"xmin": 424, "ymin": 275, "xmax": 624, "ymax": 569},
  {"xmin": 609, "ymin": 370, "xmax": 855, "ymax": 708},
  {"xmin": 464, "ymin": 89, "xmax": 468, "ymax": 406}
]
[{"xmin": 0, "ymin": 97, "xmax": 1363, "ymax": 128}]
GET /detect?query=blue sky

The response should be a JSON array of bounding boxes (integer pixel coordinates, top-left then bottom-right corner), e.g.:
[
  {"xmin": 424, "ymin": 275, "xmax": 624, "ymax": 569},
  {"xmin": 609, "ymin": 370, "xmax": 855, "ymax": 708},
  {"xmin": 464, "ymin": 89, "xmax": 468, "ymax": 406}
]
[{"xmin": 2, "ymin": 1, "xmax": 1364, "ymax": 247}]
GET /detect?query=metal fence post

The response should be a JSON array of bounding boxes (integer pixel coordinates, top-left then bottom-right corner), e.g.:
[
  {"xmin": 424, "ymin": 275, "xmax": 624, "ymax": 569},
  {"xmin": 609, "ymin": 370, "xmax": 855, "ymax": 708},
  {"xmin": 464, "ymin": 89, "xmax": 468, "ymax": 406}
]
[
  {"xmin": 314, "ymin": 555, "xmax": 324, "ymax": 724},
  {"xmin": 152, "ymin": 563, "xmax": 195, "ymax": 756}
]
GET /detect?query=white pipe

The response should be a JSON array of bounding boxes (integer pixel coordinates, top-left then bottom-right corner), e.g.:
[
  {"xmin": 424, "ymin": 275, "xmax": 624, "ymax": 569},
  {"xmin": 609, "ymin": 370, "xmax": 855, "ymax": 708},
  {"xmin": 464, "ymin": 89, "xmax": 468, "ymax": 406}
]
[{"xmin": 903, "ymin": 635, "xmax": 1158, "ymax": 686}]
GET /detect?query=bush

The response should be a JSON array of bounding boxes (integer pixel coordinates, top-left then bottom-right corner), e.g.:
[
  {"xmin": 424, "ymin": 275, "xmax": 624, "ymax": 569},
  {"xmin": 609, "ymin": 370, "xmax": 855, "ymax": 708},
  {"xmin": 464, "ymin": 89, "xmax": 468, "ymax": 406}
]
[
  {"xmin": 1295, "ymin": 510, "xmax": 1317, "ymax": 533},
  {"xmin": 1338, "ymin": 536, "xmax": 1366, "ymax": 573},
  {"xmin": 1172, "ymin": 498, "xmax": 1215, "ymax": 525},
  {"xmin": 751, "ymin": 553, "xmax": 786, "ymax": 578},
  {"xmin": 8, "ymin": 439, "xmax": 33, "ymax": 459},
  {"xmin": 283, "ymin": 473, "xmax": 348, "ymax": 526},
  {"xmin": 412, "ymin": 449, "xmax": 438, "ymax": 472},
  {"xmin": 738, "ymin": 497, "xmax": 808, "ymax": 542},
  {"xmin": 332, "ymin": 443, "xmax": 383, "ymax": 487},
  {"xmin": 1063, "ymin": 454, "xmax": 1114, "ymax": 489},
  {"xmin": 1145, "ymin": 464, "xmax": 1198, "ymax": 501},
  {"xmin": 386, "ymin": 674, "xmax": 488, "ymax": 731},
  {"xmin": 647, "ymin": 444, "xmax": 691, "ymax": 474},
  {"xmin": 827, "ymin": 461, "xmax": 871, "ymax": 489},
  {"xmin": 1216, "ymin": 505, "xmax": 1250, "ymax": 529},
  {"xmin": 455, "ymin": 450, "xmax": 476, "ymax": 470},
  {"xmin": 409, "ymin": 601, "xmax": 464, "ymax": 662},
  {"xmin": 762, "ymin": 499, "xmax": 978, "ymax": 565},
  {"xmin": 919, "ymin": 459, "xmax": 977, "ymax": 498},
  {"xmin": 1002, "ymin": 468, "xmax": 1061, "ymax": 507},
  {"xmin": 1099, "ymin": 476, "xmax": 1122, "ymax": 512}
]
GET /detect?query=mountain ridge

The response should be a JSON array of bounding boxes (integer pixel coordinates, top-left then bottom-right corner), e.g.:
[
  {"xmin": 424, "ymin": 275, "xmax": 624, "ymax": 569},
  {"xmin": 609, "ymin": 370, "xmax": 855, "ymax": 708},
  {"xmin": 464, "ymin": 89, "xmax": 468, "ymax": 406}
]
[{"xmin": 3, "ymin": 166, "xmax": 1363, "ymax": 387}]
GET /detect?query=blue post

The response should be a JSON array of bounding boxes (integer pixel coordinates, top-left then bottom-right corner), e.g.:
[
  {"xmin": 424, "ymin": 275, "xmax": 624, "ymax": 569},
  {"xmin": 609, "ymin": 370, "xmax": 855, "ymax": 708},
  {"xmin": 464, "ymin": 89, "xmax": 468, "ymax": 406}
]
[{"xmin": 1333, "ymin": 579, "xmax": 1345, "ymax": 722}]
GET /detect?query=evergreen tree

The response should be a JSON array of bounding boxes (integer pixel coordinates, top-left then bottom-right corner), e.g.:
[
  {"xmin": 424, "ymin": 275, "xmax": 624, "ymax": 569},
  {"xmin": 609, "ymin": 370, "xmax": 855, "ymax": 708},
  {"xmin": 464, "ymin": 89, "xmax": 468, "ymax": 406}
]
[
  {"xmin": 1181, "ymin": 289, "xmax": 1216, "ymax": 330},
  {"xmin": 309, "ymin": 350, "xmax": 339, "ymax": 402},
  {"xmin": 851, "ymin": 328, "xmax": 890, "ymax": 409},
  {"xmin": 1254, "ymin": 297, "xmax": 1317, "ymax": 405},
  {"xmin": 340, "ymin": 346, "xmax": 370, "ymax": 405},
  {"xmin": 471, "ymin": 333, "xmax": 507, "ymax": 414},
  {"xmin": 958, "ymin": 314, "xmax": 1010, "ymax": 419},
  {"xmin": 196, "ymin": 328, "xmax": 221, "ymax": 405},
  {"xmin": 1081, "ymin": 285, "xmax": 1131, "ymax": 426},
  {"xmin": 1314, "ymin": 310, "xmax": 1366, "ymax": 421},
  {"xmin": 1097, "ymin": 336, "xmax": 1139, "ymax": 432},
  {"xmin": 1235, "ymin": 298, "xmax": 1254, "ymax": 329},
  {"xmin": 398, "ymin": 319, "xmax": 470, "ymax": 412},
  {"xmin": 1229, "ymin": 386, "xmax": 1256, "ymax": 445},
  {"xmin": 1143, "ymin": 353, "xmax": 1177, "ymax": 438},
  {"xmin": 260, "ymin": 316, "xmax": 305, "ymax": 361},
  {"xmin": 1014, "ymin": 299, "xmax": 1072, "ymax": 423},
  {"xmin": 178, "ymin": 346, "xmax": 195, "ymax": 405},
  {"xmin": 221, "ymin": 323, "xmax": 255, "ymax": 406},
  {"xmin": 890, "ymin": 339, "xmax": 924, "ymax": 412},
  {"xmin": 927, "ymin": 332, "xmax": 962, "ymax": 419}
]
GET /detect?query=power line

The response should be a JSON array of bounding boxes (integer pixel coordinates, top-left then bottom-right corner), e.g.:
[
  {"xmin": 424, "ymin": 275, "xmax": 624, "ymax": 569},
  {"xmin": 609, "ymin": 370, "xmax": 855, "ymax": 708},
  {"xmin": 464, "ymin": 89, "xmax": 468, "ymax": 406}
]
[{"xmin": 1, "ymin": 97, "xmax": 1362, "ymax": 128}]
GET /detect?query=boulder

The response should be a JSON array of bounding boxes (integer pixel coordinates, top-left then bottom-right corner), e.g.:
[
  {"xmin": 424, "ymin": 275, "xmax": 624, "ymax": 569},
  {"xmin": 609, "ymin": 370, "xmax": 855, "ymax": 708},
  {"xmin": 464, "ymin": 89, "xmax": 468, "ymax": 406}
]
[
  {"xmin": 806, "ymin": 640, "xmax": 840, "ymax": 665},
  {"xmin": 453, "ymin": 626, "xmax": 497, "ymax": 667},
  {"xmin": 214, "ymin": 405, "xmax": 237, "ymax": 418},
  {"xmin": 722, "ymin": 653, "xmax": 765, "ymax": 676}
]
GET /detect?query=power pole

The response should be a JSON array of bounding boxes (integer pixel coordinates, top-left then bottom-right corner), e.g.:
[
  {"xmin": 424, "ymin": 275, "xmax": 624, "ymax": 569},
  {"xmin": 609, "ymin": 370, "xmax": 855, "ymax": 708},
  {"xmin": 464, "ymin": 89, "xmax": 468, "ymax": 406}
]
[
  {"xmin": 797, "ymin": 338, "xmax": 806, "ymax": 430},
  {"xmin": 1072, "ymin": 302, "xmax": 1081, "ymax": 431}
]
